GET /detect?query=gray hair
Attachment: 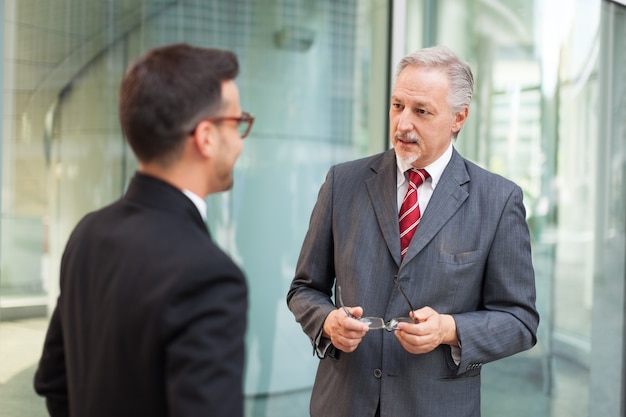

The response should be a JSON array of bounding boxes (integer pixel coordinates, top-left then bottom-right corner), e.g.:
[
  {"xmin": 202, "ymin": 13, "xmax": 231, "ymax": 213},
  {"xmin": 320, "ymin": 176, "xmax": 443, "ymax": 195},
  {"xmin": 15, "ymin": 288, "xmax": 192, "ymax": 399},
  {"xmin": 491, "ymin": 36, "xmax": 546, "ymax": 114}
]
[{"xmin": 396, "ymin": 45, "xmax": 474, "ymax": 114}]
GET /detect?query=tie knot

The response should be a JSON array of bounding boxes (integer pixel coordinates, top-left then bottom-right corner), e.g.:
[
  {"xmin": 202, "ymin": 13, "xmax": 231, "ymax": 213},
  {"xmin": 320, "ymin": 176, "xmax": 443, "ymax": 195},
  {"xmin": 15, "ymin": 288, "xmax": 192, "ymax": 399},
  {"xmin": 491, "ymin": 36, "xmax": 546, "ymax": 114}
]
[{"xmin": 408, "ymin": 168, "xmax": 429, "ymax": 188}]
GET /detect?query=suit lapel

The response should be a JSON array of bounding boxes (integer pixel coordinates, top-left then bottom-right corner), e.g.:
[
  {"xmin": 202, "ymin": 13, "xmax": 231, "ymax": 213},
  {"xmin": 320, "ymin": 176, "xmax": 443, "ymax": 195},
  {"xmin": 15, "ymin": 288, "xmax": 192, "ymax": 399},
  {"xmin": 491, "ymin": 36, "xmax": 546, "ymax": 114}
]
[
  {"xmin": 365, "ymin": 150, "xmax": 403, "ymax": 267},
  {"xmin": 401, "ymin": 149, "xmax": 470, "ymax": 265}
]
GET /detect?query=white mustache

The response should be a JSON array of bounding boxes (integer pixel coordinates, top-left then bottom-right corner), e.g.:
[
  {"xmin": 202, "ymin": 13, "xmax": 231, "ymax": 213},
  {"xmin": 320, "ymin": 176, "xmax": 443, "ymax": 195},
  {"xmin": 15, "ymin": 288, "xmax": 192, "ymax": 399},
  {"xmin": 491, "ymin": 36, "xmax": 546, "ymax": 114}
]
[{"xmin": 395, "ymin": 132, "xmax": 419, "ymax": 143}]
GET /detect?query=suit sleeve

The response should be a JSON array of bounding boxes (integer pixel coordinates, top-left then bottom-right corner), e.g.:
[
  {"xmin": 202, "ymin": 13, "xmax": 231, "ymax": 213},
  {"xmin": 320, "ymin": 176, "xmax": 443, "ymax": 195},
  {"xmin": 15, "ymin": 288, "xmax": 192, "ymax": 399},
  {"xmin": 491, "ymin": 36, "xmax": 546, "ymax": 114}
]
[
  {"xmin": 164, "ymin": 259, "xmax": 248, "ymax": 417},
  {"xmin": 287, "ymin": 167, "xmax": 339, "ymax": 357},
  {"xmin": 453, "ymin": 184, "xmax": 539, "ymax": 374},
  {"xmin": 33, "ymin": 305, "xmax": 70, "ymax": 417}
]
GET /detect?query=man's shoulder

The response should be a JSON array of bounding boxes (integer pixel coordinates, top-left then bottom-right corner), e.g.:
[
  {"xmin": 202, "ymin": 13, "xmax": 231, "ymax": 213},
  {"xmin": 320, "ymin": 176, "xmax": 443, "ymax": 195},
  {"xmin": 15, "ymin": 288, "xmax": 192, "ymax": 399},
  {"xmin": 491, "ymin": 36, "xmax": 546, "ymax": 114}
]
[
  {"xmin": 451, "ymin": 150, "xmax": 511, "ymax": 182},
  {"xmin": 69, "ymin": 199, "xmax": 123, "ymax": 234},
  {"xmin": 333, "ymin": 149, "xmax": 394, "ymax": 172},
  {"xmin": 458, "ymin": 155, "xmax": 521, "ymax": 194}
]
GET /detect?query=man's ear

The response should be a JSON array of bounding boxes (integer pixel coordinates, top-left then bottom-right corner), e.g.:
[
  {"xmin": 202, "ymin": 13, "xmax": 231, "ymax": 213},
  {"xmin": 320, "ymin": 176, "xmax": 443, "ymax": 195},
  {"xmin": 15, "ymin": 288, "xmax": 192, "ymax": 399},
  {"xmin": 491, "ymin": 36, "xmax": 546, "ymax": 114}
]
[
  {"xmin": 191, "ymin": 119, "xmax": 216, "ymax": 158},
  {"xmin": 451, "ymin": 106, "xmax": 469, "ymax": 133}
]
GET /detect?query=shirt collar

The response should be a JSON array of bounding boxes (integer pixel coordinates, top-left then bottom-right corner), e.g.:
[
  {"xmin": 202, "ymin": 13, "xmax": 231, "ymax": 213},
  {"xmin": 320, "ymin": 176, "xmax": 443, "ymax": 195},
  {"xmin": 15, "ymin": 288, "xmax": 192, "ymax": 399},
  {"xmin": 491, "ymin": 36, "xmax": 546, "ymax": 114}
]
[
  {"xmin": 183, "ymin": 189, "xmax": 208, "ymax": 221},
  {"xmin": 396, "ymin": 142, "xmax": 454, "ymax": 190}
]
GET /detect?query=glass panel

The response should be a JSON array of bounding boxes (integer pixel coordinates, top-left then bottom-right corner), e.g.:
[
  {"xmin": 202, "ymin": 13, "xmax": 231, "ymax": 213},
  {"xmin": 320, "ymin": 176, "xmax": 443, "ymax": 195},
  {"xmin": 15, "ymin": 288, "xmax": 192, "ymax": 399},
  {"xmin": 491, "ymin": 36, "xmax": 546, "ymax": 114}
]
[
  {"xmin": 402, "ymin": 0, "xmax": 625, "ymax": 415},
  {"xmin": 0, "ymin": 1, "xmax": 390, "ymax": 416},
  {"xmin": 589, "ymin": 2, "xmax": 626, "ymax": 415},
  {"xmin": 204, "ymin": 1, "xmax": 390, "ymax": 411}
]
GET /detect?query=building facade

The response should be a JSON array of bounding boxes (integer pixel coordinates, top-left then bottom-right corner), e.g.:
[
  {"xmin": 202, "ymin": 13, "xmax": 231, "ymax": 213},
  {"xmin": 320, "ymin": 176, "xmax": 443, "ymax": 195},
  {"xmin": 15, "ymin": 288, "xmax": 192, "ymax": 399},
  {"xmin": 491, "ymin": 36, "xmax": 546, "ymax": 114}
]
[{"xmin": 0, "ymin": 0, "xmax": 624, "ymax": 416}]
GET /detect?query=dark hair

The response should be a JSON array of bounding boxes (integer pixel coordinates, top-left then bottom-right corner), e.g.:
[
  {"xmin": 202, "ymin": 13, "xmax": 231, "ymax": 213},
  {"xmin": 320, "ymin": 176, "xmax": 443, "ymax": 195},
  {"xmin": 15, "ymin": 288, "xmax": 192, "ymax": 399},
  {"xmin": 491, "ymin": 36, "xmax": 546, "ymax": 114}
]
[{"xmin": 119, "ymin": 43, "xmax": 239, "ymax": 164}]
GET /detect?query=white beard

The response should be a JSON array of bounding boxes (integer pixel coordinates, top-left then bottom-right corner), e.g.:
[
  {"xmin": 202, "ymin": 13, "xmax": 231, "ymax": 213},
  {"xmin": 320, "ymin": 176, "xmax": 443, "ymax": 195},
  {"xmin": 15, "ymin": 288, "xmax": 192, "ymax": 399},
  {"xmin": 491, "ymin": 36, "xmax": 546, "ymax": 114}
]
[{"xmin": 394, "ymin": 149, "xmax": 418, "ymax": 165}]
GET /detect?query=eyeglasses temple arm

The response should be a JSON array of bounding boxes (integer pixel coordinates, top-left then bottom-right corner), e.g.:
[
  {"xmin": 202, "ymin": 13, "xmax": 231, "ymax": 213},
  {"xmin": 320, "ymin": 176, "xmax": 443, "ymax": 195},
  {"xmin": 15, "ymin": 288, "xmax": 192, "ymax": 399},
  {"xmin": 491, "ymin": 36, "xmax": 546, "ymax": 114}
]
[
  {"xmin": 336, "ymin": 286, "xmax": 355, "ymax": 318},
  {"xmin": 396, "ymin": 284, "xmax": 416, "ymax": 314}
]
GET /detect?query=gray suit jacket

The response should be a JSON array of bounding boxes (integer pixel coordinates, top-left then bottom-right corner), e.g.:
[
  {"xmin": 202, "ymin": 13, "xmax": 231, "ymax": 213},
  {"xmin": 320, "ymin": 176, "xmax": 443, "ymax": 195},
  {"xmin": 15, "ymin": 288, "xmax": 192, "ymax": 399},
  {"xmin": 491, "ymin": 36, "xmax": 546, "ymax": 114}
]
[{"xmin": 287, "ymin": 148, "xmax": 539, "ymax": 417}]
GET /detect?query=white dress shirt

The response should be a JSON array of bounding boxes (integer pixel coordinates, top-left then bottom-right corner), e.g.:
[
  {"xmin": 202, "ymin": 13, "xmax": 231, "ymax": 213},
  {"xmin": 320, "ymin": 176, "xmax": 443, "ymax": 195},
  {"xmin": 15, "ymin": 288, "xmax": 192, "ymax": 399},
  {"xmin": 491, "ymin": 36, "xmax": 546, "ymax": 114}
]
[
  {"xmin": 396, "ymin": 142, "xmax": 453, "ymax": 214},
  {"xmin": 183, "ymin": 189, "xmax": 208, "ymax": 221}
]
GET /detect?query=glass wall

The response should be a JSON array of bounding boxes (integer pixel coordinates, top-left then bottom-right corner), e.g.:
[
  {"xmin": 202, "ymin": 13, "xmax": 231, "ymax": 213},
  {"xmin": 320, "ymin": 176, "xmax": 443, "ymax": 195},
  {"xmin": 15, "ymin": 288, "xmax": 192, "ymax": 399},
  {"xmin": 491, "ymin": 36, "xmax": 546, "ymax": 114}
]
[
  {"xmin": 1, "ymin": 0, "xmax": 624, "ymax": 416},
  {"xmin": 590, "ymin": 2, "xmax": 626, "ymax": 415},
  {"xmin": 400, "ymin": 0, "xmax": 626, "ymax": 415},
  {"xmin": 0, "ymin": 1, "xmax": 390, "ymax": 416}
]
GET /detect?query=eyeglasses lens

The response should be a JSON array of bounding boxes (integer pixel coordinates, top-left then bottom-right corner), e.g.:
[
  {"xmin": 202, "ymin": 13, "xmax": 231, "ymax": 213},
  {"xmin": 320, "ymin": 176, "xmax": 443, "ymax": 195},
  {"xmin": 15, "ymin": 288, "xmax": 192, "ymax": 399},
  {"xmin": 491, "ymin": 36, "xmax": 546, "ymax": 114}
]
[
  {"xmin": 360, "ymin": 317, "xmax": 386, "ymax": 329},
  {"xmin": 238, "ymin": 120, "xmax": 250, "ymax": 138}
]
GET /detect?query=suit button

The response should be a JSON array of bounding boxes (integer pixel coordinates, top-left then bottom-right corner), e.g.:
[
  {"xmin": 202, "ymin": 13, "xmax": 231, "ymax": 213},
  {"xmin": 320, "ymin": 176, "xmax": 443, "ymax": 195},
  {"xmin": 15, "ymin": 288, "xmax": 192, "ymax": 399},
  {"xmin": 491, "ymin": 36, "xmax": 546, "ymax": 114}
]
[{"xmin": 373, "ymin": 369, "xmax": 382, "ymax": 379}]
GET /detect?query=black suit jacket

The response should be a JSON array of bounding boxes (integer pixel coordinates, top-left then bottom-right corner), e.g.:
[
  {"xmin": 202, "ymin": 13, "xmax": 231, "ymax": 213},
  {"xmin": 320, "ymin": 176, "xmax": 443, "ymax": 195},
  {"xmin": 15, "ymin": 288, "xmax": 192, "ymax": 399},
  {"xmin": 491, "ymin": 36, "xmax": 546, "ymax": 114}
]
[{"xmin": 34, "ymin": 173, "xmax": 248, "ymax": 417}]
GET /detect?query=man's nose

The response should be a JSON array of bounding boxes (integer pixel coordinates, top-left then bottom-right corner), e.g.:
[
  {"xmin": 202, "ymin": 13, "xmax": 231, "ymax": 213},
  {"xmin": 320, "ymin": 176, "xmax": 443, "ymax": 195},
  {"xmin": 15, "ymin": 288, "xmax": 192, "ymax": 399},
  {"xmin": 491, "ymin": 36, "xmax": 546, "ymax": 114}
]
[{"xmin": 396, "ymin": 111, "xmax": 412, "ymax": 132}]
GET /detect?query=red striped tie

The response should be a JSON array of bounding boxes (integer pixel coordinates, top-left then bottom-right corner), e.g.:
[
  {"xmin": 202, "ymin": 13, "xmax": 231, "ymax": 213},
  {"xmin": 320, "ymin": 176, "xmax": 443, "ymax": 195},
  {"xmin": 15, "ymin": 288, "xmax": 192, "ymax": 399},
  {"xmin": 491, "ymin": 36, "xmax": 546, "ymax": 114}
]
[{"xmin": 399, "ymin": 168, "xmax": 429, "ymax": 258}]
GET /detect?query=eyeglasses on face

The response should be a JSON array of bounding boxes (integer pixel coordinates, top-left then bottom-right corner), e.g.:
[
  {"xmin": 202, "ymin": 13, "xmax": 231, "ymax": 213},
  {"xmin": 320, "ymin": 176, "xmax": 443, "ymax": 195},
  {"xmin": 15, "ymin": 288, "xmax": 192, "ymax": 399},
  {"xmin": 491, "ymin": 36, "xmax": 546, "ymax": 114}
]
[
  {"xmin": 336, "ymin": 281, "xmax": 417, "ymax": 332},
  {"xmin": 192, "ymin": 111, "xmax": 255, "ymax": 139}
]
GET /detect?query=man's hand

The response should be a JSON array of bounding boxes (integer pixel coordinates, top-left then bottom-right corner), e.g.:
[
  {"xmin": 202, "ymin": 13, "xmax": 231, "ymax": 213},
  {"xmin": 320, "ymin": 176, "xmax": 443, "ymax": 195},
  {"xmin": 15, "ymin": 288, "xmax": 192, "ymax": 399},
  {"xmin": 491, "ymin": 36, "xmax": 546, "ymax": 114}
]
[
  {"xmin": 394, "ymin": 307, "xmax": 458, "ymax": 354},
  {"xmin": 322, "ymin": 307, "xmax": 369, "ymax": 352}
]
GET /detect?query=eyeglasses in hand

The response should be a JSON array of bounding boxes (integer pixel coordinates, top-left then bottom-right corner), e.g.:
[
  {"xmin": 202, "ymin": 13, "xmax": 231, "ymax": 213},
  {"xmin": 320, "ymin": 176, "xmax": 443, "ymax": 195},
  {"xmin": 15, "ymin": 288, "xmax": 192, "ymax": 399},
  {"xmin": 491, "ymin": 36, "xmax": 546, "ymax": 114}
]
[{"xmin": 336, "ymin": 282, "xmax": 417, "ymax": 332}]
